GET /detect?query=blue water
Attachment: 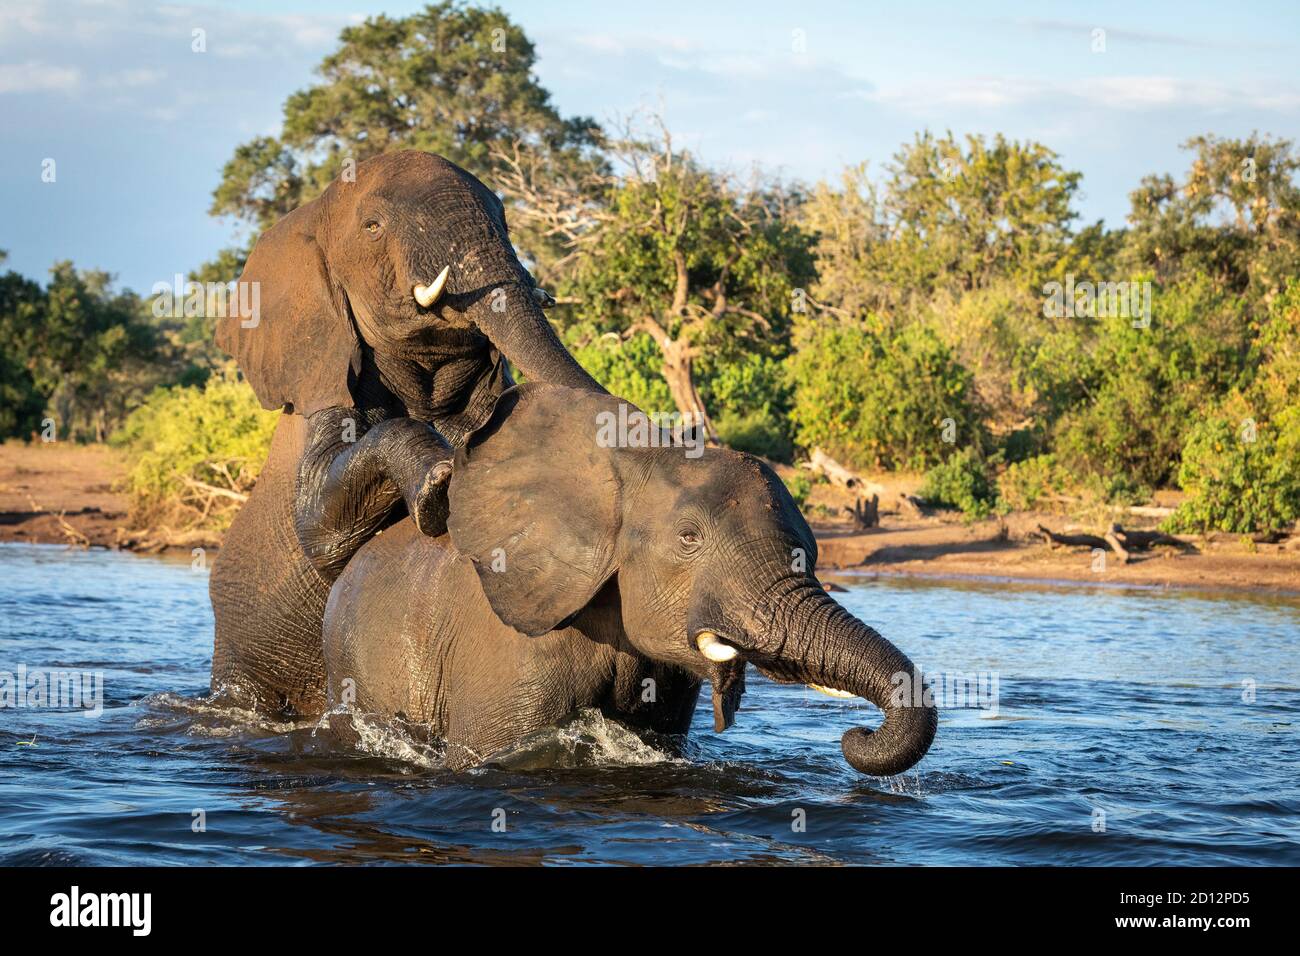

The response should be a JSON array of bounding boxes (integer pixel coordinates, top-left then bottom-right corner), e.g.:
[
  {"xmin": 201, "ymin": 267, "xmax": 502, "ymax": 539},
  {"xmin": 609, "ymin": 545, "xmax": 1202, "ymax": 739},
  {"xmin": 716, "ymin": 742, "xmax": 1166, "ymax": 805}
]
[{"xmin": 1, "ymin": 542, "xmax": 1297, "ymax": 865}]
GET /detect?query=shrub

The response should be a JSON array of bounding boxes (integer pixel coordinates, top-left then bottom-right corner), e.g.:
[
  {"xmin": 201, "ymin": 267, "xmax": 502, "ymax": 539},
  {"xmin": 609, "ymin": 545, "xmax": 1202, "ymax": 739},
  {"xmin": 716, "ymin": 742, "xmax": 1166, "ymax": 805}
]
[
  {"xmin": 1052, "ymin": 278, "xmax": 1251, "ymax": 489},
  {"xmin": 782, "ymin": 471, "xmax": 813, "ymax": 510},
  {"xmin": 1164, "ymin": 403, "xmax": 1300, "ymax": 535},
  {"xmin": 1165, "ymin": 282, "xmax": 1300, "ymax": 534},
  {"xmin": 568, "ymin": 330, "xmax": 674, "ymax": 413},
  {"xmin": 997, "ymin": 453, "xmax": 1068, "ymax": 511},
  {"xmin": 112, "ymin": 376, "xmax": 278, "ymax": 531},
  {"xmin": 699, "ymin": 353, "xmax": 794, "ymax": 462},
  {"xmin": 714, "ymin": 408, "xmax": 794, "ymax": 461},
  {"xmin": 788, "ymin": 319, "xmax": 982, "ymax": 471},
  {"xmin": 919, "ymin": 448, "xmax": 1000, "ymax": 518}
]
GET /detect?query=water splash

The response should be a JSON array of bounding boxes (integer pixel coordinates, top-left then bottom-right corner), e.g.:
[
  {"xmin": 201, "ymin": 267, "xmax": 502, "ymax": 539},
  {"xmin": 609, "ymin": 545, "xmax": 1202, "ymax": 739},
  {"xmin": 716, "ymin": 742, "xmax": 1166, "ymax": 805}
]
[
  {"xmin": 487, "ymin": 708, "xmax": 681, "ymax": 770},
  {"xmin": 135, "ymin": 690, "xmax": 312, "ymax": 736},
  {"xmin": 312, "ymin": 705, "xmax": 447, "ymax": 771}
]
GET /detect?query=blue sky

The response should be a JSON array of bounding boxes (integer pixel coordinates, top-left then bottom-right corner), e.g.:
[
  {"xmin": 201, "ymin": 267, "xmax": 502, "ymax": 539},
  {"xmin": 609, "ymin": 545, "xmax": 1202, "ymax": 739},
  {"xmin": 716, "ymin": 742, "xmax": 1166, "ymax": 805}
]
[{"xmin": 2, "ymin": 0, "xmax": 1299, "ymax": 293}]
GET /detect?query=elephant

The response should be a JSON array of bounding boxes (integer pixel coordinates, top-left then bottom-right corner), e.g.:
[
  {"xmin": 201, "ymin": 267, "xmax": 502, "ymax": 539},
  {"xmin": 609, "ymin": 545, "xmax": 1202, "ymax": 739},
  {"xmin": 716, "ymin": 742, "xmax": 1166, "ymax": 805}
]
[
  {"xmin": 321, "ymin": 383, "xmax": 938, "ymax": 776},
  {"xmin": 210, "ymin": 150, "xmax": 602, "ymax": 716}
]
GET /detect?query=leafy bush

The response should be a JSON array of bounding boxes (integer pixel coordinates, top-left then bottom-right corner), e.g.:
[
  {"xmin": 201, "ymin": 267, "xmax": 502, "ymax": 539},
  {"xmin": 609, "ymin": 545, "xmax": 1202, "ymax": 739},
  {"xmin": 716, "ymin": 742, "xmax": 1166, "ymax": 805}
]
[
  {"xmin": 1164, "ymin": 408, "xmax": 1300, "ymax": 534},
  {"xmin": 568, "ymin": 329, "xmax": 674, "ymax": 413},
  {"xmin": 788, "ymin": 319, "xmax": 982, "ymax": 471},
  {"xmin": 919, "ymin": 448, "xmax": 1000, "ymax": 518},
  {"xmin": 112, "ymin": 376, "xmax": 278, "ymax": 531},
  {"xmin": 699, "ymin": 353, "xmax": 794, "ymax": 461},
  {"xmin": 1052, "ymin": 278, "xmax": 1251, "ymax": 489},
  {"xmin": 1164, "ymin": 281, "xmax": 1300, "ymax": 533},
  {"xmin": 997, "ymin": 454, "xmax": 1068, "ymax": 511},
  {"xmin": 782, "ymin": 471, "xmax": 813, "ymax": 510},
  {"xmin": 714, "ymin": 408, "xmax": 794, "ymax": 461}
]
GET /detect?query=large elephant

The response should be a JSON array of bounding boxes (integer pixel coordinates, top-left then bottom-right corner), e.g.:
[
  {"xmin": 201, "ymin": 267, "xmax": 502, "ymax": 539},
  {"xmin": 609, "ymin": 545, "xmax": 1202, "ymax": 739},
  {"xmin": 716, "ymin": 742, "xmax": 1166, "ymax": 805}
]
[
  {"xmin": 322, "ymin": 384, "xmax": 938, "ymax": 776},
  {"xmin": 210, "ymin": 151, "xmax": 602, "ymax": 716}
]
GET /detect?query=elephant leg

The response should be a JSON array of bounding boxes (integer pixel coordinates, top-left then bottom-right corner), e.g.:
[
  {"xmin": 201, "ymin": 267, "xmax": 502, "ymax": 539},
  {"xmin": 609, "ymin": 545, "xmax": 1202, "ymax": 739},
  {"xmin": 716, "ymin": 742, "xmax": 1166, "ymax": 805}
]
[
  {"xmin": 293, "ymin": 407, "xmax": 454, "ymax": 581},
  {"xmin": 210, "ymin": 414, "xmax": 333, "ymax": 716}
]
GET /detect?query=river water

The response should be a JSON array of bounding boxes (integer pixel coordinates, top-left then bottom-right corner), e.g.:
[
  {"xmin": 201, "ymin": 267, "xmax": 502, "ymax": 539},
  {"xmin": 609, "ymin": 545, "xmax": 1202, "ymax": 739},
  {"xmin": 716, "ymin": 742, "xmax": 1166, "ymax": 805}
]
[{"xmin": 1, "ymin": 542, "xmax": 1297, "ymax": 865}]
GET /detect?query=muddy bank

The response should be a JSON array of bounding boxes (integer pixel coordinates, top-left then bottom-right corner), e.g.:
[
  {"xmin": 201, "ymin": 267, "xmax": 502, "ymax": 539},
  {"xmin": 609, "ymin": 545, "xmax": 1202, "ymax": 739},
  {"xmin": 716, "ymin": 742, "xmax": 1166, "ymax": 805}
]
[
  {"xmin": 0, "ymin": 442, "xmax": 220, "ymax": 553},
  {"xmin": 814, "ymin": 516, "xmax": 1300, "ymax": 598},
  {"xmin": 3, "ymin": 441, "xmax": 1297, "ymax": 596}
]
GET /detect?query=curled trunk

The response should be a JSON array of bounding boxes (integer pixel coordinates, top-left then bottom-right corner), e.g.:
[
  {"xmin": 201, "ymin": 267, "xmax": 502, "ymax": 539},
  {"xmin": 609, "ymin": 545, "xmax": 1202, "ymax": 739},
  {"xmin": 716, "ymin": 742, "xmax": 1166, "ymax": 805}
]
[{"xmin": 756, "ymin": 586, "xmax": 937, "ymax": 776}]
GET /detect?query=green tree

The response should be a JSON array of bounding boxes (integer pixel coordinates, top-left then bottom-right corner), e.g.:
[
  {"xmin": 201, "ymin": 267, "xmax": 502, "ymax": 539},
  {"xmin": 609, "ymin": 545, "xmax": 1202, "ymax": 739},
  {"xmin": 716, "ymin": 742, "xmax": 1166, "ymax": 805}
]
[
  {"xmin": 0, "ymin": 255, "xmax": 47, "ymax": 438},
  {"xmin": 803, "ymin": 133, "xmax": 1082, "ymax": 315},
  {"xmin": 0, "ymin": 261, "xmax": 162, "ymax": 442},
  {"xmin": 210, "ymin": 1, "xmax": 603, "ymax": 278},
  {"xmin": 787, "ymin": 318, "xmax": 982, "ymax": 471},
  {"xmin": 40, "ymin": 264, "xmax": 162, "ymax": 441},
  {"xmin": 151, "ymin": 247, "xmax": 250, "ymax": 387},
  {"xmin": 1124, "ymin": 133, "xmax": 1300, "ymax": 302},
  {"xmin": 1051, "ymin": 276, "xmax": 1252, "ymax": 489},
  {"xmin": 564, "ymin": 124, "xmax": 814, "ymax": 442}
]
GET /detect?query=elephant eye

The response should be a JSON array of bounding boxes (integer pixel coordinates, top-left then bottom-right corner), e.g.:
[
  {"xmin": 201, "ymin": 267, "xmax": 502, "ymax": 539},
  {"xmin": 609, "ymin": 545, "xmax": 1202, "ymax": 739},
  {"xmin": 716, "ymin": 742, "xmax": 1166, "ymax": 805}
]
[
  {"xmin": 678, "ymin": 530, "xmax": 701, "ymax": 548},
  {"xmin": 364, "ymin": 220, "xmax": 382, "ymax": 237}
]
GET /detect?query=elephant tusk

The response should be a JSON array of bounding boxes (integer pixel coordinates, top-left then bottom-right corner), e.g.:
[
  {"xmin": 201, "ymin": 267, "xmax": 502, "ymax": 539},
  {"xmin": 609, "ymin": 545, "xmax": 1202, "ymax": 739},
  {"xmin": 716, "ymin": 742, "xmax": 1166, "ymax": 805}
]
[
  {"xmin": 808, "ymin": 683, "xmax": 855, "ymax": 699},
  {"xmin": 696, "ymin": 632, "xmax": 739, "ymax": 663},
  {"xmin": 413, "ymin": 265, "xmax": 451, "ymax": 308}
]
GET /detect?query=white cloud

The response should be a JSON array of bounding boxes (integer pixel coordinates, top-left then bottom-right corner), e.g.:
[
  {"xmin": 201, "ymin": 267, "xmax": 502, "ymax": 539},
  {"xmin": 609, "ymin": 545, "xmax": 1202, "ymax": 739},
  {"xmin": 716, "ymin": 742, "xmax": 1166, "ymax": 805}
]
[
  {"xmin": 0, "ymin": 0, "xmax": 58, "ymax": 41},
  {"xmin": 1018, "ymin": 18, "xmax": 1282, "ymax": 52},
  {"xmin": 865, "ymin": 74, "xmax": 1300, "ymax": 115},
  {"xmin": 100, "ymin": 67, "xmax": 164, "ymax": 89},
  {"xmin": 0, "ymin": 61, "xmax": 80, "ymax": 94}
]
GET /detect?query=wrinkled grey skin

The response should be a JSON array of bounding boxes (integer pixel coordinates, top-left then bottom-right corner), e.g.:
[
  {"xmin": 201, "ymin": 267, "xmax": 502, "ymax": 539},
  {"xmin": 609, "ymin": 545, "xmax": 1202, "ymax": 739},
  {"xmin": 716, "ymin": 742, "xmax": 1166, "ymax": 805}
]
[
  {"xmin": 210, "ymin": 151, "xmax": 601, "ymax": 716},
  {"xmin": 322, "ymin": 384, "xmax": 938, "ymax": 777}
]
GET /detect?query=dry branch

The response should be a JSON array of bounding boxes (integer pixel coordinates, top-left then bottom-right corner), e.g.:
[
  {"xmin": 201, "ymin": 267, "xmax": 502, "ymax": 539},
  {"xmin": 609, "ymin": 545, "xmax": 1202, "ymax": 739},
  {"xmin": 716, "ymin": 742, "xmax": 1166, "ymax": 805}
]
[
  {"xmin": 844, "ymin": 494, "xmax": 880, "ymax": 530},
  {"xmin": 178, "ymin": 476, "xmax": 249, "ymax": 503},
  {"xmin": 801, "ymin": 448, "xmax": 886, "ymax": 496}
]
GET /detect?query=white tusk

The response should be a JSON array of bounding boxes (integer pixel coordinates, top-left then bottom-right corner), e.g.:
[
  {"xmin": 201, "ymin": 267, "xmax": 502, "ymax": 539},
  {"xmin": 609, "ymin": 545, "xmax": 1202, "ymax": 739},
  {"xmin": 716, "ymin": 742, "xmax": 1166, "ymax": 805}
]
[
  {"xmin": 808, "ymin": 683, "xmax": 855, "ymax": 699},
  {"xmin": 696, "ymin": 632, "xmax": 739, "ymax": 663},
  {"xmin": 413, "ymin": 265, "xmax": 451, "ymax": 308}
]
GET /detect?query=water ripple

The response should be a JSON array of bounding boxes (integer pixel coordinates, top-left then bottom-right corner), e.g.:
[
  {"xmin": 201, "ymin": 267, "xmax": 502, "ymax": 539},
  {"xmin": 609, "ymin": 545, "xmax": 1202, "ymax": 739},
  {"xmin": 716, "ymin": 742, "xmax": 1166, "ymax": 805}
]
[{"xmin": 1, "ymin": 543, "xmax": 1297, "ymax": 865}]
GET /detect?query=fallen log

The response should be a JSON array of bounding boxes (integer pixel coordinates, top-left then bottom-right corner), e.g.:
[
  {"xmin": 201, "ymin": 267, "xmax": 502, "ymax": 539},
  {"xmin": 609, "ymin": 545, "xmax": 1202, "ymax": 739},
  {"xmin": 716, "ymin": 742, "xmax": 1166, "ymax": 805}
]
[
  {"xmin": 897, "ymin": 493, "xmax": 926, "ymax": 518},
  {"xmin": 179, "ymin": 476, "xmax": 249, "ymax": 503},
  {"xmin": 801, "ymin": 448, "xmax": 886, "ymax": 495},
  {"xmin": 1128, "ymin": 505, "xmax": 1174, "ymax": 519},
  {"xmin": 1037, "ymin": 524, "xmax": 1108, "ymax": 550},
  {"xmin": 1110, "ymin": 524, "xmax": 1195, "ymax": 552}
]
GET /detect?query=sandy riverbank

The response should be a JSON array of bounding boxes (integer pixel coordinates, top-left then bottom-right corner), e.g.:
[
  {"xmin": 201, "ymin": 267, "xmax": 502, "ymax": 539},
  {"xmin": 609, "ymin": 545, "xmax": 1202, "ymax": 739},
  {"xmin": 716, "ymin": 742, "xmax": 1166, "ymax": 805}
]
[{"xmin": 3, "ymin": 441, "xmax": 1298, "ymax": 597}]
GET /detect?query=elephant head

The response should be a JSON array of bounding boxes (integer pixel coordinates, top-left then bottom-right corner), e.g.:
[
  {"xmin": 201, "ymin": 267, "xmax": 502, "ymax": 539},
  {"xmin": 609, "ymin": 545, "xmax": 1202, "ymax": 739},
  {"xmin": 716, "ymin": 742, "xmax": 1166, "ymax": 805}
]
[
  {"xmin": 215, "ymin": 150, "xmax": 598, "ymax": 421},
  {"xmin": 447, "ymin": 384, "xmax": 937, "ymax": 776}
]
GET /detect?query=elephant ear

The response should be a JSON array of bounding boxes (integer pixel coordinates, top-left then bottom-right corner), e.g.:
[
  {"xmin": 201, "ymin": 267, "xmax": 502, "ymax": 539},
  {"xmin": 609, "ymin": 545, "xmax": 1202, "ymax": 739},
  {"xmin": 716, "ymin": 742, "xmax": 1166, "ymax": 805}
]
[
  {"xmin": 215, "ymin": 196, "xmax": 359, "ymax": 417},
  {"xmin": 448, "ymin": 383, "xmax": 622, "ymax": 637}
]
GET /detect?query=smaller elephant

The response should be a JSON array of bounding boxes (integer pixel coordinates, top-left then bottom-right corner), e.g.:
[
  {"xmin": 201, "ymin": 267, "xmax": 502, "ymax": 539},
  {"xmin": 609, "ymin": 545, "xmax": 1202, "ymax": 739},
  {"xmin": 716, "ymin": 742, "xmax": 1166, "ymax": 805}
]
[{"xmin": 322, "ymin": 384, "xmax": 937, "ymax": 776}]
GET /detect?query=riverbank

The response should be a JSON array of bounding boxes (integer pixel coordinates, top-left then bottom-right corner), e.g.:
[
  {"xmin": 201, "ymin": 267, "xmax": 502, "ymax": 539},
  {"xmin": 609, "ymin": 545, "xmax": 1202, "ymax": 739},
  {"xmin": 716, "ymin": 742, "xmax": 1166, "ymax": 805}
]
[{"xmin": 4, "ymin": 441, "xmax": 1298, "ymax": 596}]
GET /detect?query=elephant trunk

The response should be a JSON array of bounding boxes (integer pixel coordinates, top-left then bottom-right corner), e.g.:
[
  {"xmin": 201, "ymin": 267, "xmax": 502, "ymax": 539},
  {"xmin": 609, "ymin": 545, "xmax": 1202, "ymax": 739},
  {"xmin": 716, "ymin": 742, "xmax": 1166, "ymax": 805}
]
[
  {"xmin": 755, "ymin": 586, "xmax": 937, "ymax": 776},
  {"xmin": 469, "ymin": 282, "xmax": 605, "ymax": 394}
]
